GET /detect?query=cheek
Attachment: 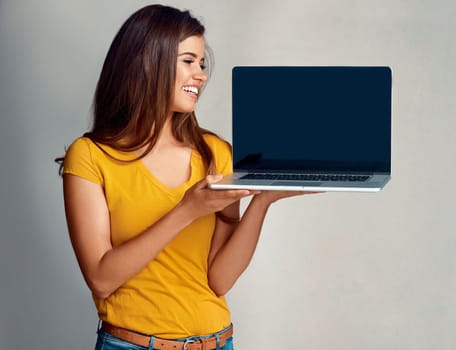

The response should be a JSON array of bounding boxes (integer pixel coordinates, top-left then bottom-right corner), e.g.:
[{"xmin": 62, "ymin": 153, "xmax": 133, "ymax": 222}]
[{"xmin": 174, "ymin": 65, "xmax": 186, "ymax": 84}]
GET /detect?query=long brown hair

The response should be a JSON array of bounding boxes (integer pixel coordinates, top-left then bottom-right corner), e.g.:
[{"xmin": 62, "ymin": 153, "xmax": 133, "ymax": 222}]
[{"xmin": 57, "ymin": 4, "xmax": 217, "ymax": 174}]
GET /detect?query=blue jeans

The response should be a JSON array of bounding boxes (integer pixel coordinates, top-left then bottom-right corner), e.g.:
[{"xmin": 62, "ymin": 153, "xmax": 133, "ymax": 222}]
[{"xmin": 95, "ymin": 324, "xmax": 234, "ymax": 350}]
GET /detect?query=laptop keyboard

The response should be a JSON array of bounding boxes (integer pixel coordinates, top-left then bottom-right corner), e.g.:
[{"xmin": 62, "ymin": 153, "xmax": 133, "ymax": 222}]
[{"xmin": 240, "ymin": 173, "xmax": 371, "ymax": 182}]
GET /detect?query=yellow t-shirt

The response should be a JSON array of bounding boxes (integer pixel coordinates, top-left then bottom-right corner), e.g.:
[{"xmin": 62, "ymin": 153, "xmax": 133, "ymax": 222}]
[{"xmin": 63, "ymin": 134, "xmax": 233, "ymax": 338}]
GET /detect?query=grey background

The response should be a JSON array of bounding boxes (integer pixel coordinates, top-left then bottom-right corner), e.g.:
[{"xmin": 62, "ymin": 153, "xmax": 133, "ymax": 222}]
[{"xmin": 1, "ymin": 0, "xmax": 455, "ymax": 349}]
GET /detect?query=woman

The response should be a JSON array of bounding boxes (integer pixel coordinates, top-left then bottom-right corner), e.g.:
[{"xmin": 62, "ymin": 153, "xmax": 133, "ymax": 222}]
[{"xmin": 60, "ymin": 4, "xmax": 310, "ymax": 350}]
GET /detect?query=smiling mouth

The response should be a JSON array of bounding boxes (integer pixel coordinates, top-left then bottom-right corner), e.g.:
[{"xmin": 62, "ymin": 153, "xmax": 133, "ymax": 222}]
[{"xmin": 182, "ymin": 85, "xmax": 199, "ymax": 96}]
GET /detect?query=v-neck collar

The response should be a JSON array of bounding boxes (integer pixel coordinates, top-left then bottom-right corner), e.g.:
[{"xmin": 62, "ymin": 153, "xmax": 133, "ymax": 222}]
[
  {"xmin": 95, "ymin": 140, "xmax": 199, "ymax": 196},
  {"xmin": 135, "ymin": 149, "xmax": 198, "ymax": 196}
]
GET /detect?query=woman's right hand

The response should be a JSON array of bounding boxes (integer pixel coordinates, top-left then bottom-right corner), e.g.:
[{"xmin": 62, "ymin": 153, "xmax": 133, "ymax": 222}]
[{"xmin": 179, "ymin": 174, "xmax": 254, "ymax": 220}]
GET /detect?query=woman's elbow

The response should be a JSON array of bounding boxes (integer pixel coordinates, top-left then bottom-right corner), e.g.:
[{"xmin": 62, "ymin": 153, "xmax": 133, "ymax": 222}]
[
  {"xmin": 209, "ymin": 283, "xmax": 228, "ymax": 297},
  {"xmin": 86, "ymin": 277, "xmax": 115, "ymax": 300},
  {"xmin": 208, "ymin": 274, "xmax": 233, "ymax": 297}
]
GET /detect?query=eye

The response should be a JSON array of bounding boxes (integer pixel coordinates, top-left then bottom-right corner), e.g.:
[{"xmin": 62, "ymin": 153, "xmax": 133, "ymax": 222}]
[{"xmin": 182, "ymin": 58, "xmax": 206, "ymax": 71}]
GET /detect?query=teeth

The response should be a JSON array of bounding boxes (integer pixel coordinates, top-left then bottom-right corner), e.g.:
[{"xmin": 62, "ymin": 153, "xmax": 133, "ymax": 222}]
[{"xmin": 183, "ymin": 86, "xmax": 199, "ymax": 95}]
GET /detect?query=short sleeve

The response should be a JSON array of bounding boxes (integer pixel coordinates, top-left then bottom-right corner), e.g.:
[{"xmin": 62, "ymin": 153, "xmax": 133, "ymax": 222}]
[
  {"xmin": 203, "ymin": 134, "xmax": 233, "ymax": 176},
  {"xmin": 62, "ymin": 137, "xmax": 103, "ymax": 184}
]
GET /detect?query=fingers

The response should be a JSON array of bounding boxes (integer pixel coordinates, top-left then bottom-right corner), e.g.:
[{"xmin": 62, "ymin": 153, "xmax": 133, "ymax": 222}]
[
  {"xmin": 194, "ymin": 189, "xmax": 249, "ymax": 216},
  {"xmin": 185, "ymin": 175, "xmax": 253, "ymax": 211},
  {"xmin": 226, "ymin": 189, "xmax": 252, "ymax": 199},
  {"xmin": 208, "ymin": 188, "xmax": 252, "ymax": 201},
  {"xmin": 181, "ymin": 175, "xmax": 256, "ymax": 220},
  {"xmin": 191, "ymin": 174, "xmax": 223, "ymax": 191},
  {"xmin": 252, "ymin": 189, "xmax": 324, "ymax": 205},
  {"xmin": 205, "ymin": 174, "xmax": 223, "ymax": 184},
  {"xmin": 202, "ymin": 175, "xmax": 252, "ymax": 199}
]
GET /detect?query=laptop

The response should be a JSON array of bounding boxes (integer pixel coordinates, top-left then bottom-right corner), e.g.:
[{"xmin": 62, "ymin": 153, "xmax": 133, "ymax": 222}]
[{"xmin": 209, "ymin": 66, "xmax": 392, "ymax": 192}]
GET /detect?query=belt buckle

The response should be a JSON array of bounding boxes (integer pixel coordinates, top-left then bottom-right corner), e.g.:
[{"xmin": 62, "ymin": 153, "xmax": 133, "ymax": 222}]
[{"xmin": 183, "ymin": 338, "xmax": 196, "ymax": 350}]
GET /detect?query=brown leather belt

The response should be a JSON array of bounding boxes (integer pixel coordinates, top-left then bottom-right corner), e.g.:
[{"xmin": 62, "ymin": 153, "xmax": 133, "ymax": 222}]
[{"xmin": 101, "ymin": 322, "xmax": 233, "ymax": 350}]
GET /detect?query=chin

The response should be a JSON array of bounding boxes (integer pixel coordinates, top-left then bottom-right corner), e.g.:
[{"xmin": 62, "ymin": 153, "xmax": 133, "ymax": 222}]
[{"xmin": 174, "ymin": 105, "xmax": 196, "ymax": 114}]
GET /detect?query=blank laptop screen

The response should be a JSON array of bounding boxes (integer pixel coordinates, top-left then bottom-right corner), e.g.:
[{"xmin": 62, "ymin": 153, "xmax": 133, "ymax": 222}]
[{"xmin": 232, "ymin": 66, "xmax": 392, "ymax": 173}]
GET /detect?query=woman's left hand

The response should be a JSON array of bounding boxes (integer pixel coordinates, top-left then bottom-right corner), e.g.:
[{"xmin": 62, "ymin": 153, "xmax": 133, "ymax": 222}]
[{"xmin": 252, "ymin": 190, "xmax": 322, "ymax": 206}]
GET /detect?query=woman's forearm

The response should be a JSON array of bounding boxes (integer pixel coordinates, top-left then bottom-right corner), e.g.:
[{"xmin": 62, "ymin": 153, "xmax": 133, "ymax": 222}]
[
  {"xmin": 208, "ymin": 196, "xmax": 271, "ymax": 296},
  {"xmin": 85, "ymin": 202, "xmax": 195, "ymax": 299}
]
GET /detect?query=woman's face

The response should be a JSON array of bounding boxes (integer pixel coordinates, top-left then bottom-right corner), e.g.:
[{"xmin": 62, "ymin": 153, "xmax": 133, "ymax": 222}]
[{"xmin": 171, "ymin": 35, "xmax": 208, "ymax": 114}]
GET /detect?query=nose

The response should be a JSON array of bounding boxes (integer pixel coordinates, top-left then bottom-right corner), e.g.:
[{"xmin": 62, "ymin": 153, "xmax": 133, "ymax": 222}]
[{"xmin": 193, "ymin": 66, "xmax": 208, "ymax": 83}]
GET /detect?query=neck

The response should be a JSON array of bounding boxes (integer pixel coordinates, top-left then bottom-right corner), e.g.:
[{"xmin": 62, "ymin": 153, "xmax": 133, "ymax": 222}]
[
  {"xmin": 157, "ymin": 115, "xmax": 176, "ymax": 144},
  {"xmin": 146, "ymin": 114, "xmax": 185, "ymax": 153}
]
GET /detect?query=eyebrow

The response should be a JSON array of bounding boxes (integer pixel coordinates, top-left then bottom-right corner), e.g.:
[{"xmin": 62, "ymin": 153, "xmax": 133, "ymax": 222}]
[{"xmin": 178, "ymin": 52, "xmax": 205, "ymax": 61}]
